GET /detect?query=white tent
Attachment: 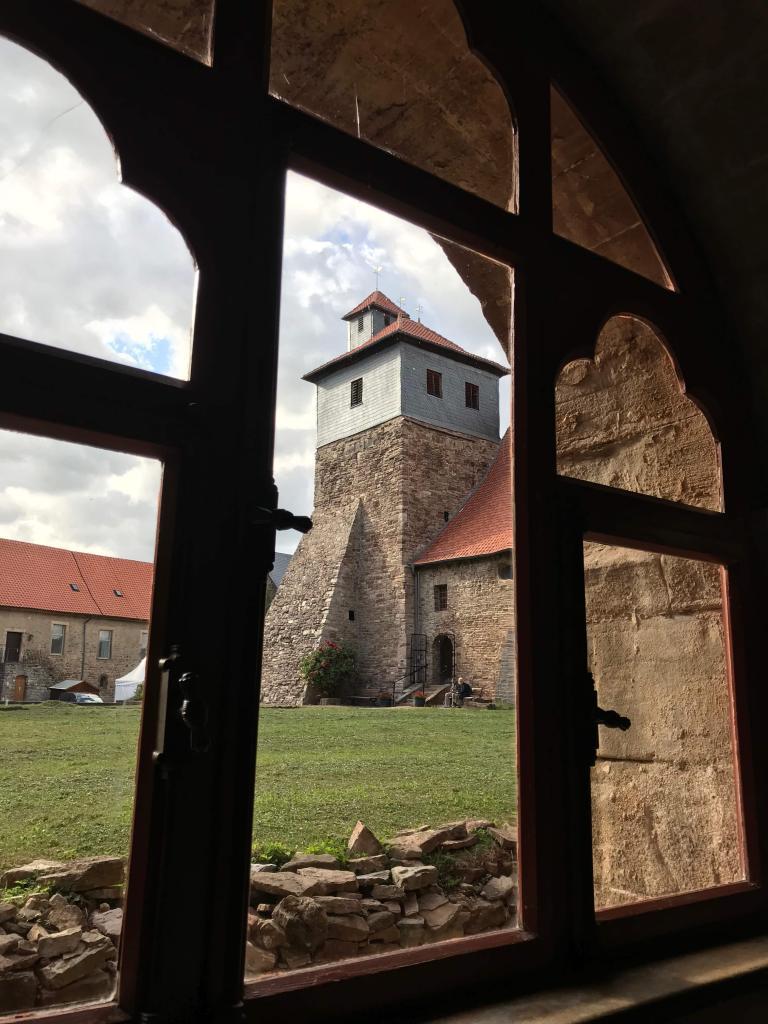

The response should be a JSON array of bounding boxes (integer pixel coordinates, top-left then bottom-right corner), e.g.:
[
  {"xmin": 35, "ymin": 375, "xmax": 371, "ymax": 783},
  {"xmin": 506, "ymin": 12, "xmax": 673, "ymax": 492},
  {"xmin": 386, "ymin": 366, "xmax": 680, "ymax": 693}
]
[{"xmin": 114, "ymin": 658, "xmax": 145, "ymax": 702}]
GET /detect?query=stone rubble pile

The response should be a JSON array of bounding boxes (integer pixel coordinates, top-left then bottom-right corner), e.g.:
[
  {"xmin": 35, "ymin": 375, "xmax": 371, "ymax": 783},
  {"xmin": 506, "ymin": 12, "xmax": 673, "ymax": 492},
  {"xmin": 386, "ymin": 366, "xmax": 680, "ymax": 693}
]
[
  {"xmin": 246, "ymin": 819, "xmax": 517, "ymax": 977},
  {"xmin": 0, "ymin": 856, "xmax": 124, "ymax": 1013}
]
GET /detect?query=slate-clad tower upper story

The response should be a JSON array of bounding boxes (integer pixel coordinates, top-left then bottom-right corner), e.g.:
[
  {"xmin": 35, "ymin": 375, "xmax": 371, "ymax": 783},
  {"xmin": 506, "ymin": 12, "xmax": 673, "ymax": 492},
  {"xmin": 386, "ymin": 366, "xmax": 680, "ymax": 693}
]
[{"xmin": 260, "ymin": 292, "xmax": 509, "ymax": 706}]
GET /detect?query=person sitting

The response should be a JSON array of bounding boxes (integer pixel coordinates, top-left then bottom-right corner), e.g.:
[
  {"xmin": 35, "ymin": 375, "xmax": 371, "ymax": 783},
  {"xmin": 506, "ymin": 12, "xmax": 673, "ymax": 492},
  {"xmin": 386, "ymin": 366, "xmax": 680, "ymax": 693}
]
[{"xmin": 454, "ymin": 677, "xmax": 473, "ymax": 707}]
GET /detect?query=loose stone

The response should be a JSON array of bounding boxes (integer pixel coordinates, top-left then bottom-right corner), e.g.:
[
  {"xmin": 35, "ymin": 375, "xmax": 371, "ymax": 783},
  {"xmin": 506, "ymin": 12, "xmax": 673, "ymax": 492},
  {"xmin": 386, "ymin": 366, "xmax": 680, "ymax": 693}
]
[
  {"xmin": 326, "ymin": 914, "xmax": 369, "ymax": 942},
  {"xmin": 391, "ymin": 865, "xmax": 438, "ymax": 891},
  {"xmin": 347, "ymin": 821, "xmax": 383, "ymax": 856}
]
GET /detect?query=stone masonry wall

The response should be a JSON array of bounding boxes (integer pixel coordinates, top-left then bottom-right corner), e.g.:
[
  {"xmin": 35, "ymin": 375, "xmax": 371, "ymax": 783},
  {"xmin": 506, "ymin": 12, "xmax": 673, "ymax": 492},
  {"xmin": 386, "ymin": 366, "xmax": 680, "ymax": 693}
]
[
  {"xmin": 0, "ymin": 609, "xmax": 148, "ymax": 703},
  {"xmin": 556, "ymin": 316, "xmax": 739, "ymax": 906},
  {"xmin": 416, "ymin": 555, "xmax": 515, "ymax": 702},
  {"xmin": 261, "ymin": 418, "xmax": 499, "ymax": 704},
  {"xmin": 260, "ymin": 503, "xmax": 361, "ymax": 706}
]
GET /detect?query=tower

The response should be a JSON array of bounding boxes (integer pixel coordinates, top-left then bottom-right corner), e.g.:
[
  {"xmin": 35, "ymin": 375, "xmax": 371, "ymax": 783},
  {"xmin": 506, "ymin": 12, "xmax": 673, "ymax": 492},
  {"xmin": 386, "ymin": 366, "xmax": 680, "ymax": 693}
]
[{"xmin": 260, "ymin": 292, "xmax": 509, "ymax": 705}]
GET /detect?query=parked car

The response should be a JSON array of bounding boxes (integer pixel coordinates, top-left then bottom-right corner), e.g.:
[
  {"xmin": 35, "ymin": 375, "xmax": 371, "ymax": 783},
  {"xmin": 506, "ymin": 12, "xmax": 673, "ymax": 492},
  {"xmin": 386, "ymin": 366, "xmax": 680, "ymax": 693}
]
[{"xmin": 59, "ymin": 691, "xmax": 104, "ymax": 705}]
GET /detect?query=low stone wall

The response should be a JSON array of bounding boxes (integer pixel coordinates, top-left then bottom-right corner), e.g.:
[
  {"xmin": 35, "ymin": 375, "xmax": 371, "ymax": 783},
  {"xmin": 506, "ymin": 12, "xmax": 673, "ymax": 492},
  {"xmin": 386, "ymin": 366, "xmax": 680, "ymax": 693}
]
[
  {"xmin": 246, "ymin": 818, "xmax": 517, "ymax": 976},
  {"xmin": 0, "ymin": 856, "xmax": 123, "ymax": 1013}
]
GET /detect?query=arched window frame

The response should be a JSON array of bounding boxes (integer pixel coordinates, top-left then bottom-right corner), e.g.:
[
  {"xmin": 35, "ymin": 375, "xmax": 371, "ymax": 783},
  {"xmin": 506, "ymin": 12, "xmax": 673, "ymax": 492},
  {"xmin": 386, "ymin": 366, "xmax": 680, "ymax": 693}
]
[{"xmin": 0, "ymin": 2, "xmax": 763, "ymax": 1021}]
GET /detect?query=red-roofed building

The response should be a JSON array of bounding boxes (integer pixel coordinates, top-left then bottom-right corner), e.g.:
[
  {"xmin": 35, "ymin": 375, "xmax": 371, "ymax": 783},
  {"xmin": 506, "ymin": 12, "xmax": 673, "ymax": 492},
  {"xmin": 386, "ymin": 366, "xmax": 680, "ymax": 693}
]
[
  {"xmin": 0, "ymin": 538, "xmax": 152, "ymax": 703},
  {"xmin": 261, "ymin": 293, "xmax": 515, "ymax": 706}
]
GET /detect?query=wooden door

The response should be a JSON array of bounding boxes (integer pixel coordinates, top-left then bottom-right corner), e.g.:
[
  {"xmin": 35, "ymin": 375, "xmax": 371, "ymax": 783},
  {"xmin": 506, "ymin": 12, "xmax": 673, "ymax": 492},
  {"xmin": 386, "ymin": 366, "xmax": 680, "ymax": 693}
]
[
  {"xmin": 5, "ymin": 631, "xmax": 22, "ymax": 662},
  {"xmin": 13, "ymin": 674, "xmax": 27, "ymax": 701}
]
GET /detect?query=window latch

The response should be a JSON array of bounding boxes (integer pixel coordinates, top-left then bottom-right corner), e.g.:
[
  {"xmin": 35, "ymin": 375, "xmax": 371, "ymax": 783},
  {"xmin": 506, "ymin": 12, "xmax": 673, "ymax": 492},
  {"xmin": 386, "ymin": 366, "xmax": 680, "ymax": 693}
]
[
  {"xmin": 585, "ymin": 671, "xmax": 631, "ymax": 766},
  {"xmin": 178, "ymin": 671, "xmax": 210, "ymax": 754},
  {"xmin": 251, "ymin": 506, "xmax": 313, "ymax": 533}
]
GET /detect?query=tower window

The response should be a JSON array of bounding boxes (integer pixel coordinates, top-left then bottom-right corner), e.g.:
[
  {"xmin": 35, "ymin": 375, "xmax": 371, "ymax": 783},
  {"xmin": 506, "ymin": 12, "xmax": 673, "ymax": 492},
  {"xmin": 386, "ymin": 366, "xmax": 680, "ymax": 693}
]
[
  {"xmin": 465, "ymin": 381, "xmax": 479, "ymax": 409},
  {"xmin": 434, "ymin": 584, "xmax": 448, "ymax": 611},
  {"xmin": 357, "ymin": 314, "xmax": 365, "ymax": 333},
  {"xmin": 426, "ymin": 369, "xmax": 442, "ymax": 398},
  {"xmin": 350, "ymin": 377, "xmax": 363, "ymax": 406},
  {"xmin": 348, "ymin": 609, "xmax": 355, "ymax": 621},
  {"xmin": 444, "ymin": 510, "xmax": 450, "ymax": 522}
]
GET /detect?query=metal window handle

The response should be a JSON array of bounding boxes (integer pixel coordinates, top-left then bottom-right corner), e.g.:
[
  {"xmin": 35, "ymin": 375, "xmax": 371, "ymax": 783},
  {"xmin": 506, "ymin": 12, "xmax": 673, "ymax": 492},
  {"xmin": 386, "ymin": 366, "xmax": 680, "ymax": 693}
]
[
  {"xmin": 178, "ymin": 671, "xmax": 210, "ymax": 754},
  {"xmin": 585, "ymin": 671, "xmax": 631, "ymax": 766},
  {"xmin": 251, "ymin": 506, "xmax": 313, "ymax": 533}
]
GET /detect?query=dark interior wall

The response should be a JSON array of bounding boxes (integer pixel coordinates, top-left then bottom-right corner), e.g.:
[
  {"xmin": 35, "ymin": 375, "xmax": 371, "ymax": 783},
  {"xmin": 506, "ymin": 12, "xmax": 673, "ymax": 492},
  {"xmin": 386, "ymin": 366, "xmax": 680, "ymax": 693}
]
[{"xmin": 538, "ymin": 0, "xmax": 768, "ymax": 495}]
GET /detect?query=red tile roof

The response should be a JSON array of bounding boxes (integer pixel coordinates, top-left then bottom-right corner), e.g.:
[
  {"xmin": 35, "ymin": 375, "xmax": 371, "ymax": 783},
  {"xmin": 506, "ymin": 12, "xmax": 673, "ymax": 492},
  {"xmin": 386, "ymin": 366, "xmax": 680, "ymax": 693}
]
[
  {"xmin": 304, "ymin": 311, "xmax": 509, "ymax": 382},
  {"xmin": 414, "ymin": 431, "xmax": 512, "ymax": 565},
  {"xmin": 0, "ymin": 538, "xmax": 153, "ymax": 620},
  {"xmin": 342, "ymin": 290, "xmax": 405, "ymax": 320}
]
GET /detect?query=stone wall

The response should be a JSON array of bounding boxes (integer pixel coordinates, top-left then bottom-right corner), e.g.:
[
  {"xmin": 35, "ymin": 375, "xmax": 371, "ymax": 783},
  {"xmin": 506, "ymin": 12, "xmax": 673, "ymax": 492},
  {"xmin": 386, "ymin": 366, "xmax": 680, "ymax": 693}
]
[
  {"xmin": 260, "ymin": 503, "xmax": 361, "ymax": 706},
  {"xmin": 0, "ymin": 609, "xmax": 148, "ymax": 703},
  {"xmin": 261, "ymin": 418, "xmax": 498, "ymax": 704},
  {"xmin": 415, "ymin": 555, "xmax": 515, "ymax": 702},
  {"xmin": 555, "ymin": 317, "xmax": 739, "ymax": 906}
]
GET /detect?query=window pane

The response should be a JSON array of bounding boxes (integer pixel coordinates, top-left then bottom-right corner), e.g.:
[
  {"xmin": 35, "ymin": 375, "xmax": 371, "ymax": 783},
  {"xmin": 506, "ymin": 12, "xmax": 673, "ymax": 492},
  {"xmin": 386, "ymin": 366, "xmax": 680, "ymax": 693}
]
[
  {"xmin": 551, "ymin": 86, "xmax": 672, "ymax": 289},
  {"xmin": 556, "ymin": 316, "xmax": 722, "ymax": 511},
  {"xmin": 0, "ymin": 428, "xmax": 160, "ymax": 1014},
  {"xmin": 76, "ymin": 0, "xmax": 214, "ymax": 65},
  {"xmin": 246, "ymin": 173, "xmax": 519, "ymax": 983},
  {"xmin": 0, "ymin": 37, "xmax": 196, "ymax": 378},
  {"xmin": 585, "ymin": 541, "xmax": 744, "ymax": 910},
  {"xmin": 269, "ymin": 0, "xmax": 516, "ymax": 211}
]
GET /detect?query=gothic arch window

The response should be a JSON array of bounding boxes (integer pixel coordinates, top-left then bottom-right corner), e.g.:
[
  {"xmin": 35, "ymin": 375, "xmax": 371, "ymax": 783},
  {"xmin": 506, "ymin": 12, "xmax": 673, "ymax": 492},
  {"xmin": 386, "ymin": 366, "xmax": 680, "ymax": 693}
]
[{"xmin": 0, "ymin": 3, "xmax": 761, "ymax": 1023}]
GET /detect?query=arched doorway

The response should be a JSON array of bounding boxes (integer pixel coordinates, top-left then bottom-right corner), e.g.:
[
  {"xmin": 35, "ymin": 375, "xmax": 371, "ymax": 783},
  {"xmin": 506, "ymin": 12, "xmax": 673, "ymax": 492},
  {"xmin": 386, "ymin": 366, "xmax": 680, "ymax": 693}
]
[{"xmin": 432, "ymin": 634, "xmax": 455, "ymax": 686}]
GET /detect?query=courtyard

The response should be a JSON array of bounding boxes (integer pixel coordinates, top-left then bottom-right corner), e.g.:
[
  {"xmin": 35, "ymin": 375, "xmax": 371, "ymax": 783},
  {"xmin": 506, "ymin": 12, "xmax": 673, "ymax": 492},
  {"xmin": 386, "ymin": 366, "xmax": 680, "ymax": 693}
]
[{"xmin": 0, "ymin": 703, "xmax": 516, "ymax": 872}]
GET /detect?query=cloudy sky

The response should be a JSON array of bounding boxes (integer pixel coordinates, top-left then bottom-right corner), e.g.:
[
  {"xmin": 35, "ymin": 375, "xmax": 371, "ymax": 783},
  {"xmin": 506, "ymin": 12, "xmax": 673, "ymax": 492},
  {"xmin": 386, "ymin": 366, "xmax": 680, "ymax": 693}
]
[{"xmin": 0, "ymin": 37, "xmax": 509, "ymax": 562}]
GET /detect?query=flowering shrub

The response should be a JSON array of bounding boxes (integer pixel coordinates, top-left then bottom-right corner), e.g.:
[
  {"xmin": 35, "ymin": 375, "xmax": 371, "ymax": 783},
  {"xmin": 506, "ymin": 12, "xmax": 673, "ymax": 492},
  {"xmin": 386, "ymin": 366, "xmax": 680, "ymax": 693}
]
[{"xmin": 299, "ymin": 641, "xmax": 355, "ymax": 699}]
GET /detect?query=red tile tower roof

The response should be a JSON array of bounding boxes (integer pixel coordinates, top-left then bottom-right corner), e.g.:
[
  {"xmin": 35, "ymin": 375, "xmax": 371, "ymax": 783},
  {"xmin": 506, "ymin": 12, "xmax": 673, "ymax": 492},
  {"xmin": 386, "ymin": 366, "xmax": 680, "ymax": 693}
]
[
  {"xmin": 341, "ymin": 290, "xmax": 405, "ymax": 321},
  {"xmin": 304, "ymin": 297, "xmax": 509, "ymax": 382},
  {"xmin": 0, "ymin": 538, "xmax": 153, "ymax": 620},
  {"xmin": 414, "ymin": 431, "xmax": 512, "ymax": 565}
]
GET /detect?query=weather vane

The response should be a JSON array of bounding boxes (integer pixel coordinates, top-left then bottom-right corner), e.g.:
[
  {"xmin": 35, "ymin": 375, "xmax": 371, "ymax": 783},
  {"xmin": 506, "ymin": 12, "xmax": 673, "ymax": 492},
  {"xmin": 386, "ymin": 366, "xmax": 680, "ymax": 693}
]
[
  {"xmin": 373, "ymin": 265, "xmax": 383, "ymax": 289},
  {"xmin": 415, "ymin": 302, "xmax": 424, "ymax": 322}
]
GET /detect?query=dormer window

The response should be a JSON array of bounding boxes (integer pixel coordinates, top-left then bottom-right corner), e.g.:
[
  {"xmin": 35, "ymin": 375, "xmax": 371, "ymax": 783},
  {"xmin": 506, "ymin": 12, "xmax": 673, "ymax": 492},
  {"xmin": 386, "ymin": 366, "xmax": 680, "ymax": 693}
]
[
  {"xmin": 69, "ymin": 583, "xmax": 80, "ymax": 592},
  {"xmin": 357, "ymin": 315, "xmax": 364, "ymax": 333}
]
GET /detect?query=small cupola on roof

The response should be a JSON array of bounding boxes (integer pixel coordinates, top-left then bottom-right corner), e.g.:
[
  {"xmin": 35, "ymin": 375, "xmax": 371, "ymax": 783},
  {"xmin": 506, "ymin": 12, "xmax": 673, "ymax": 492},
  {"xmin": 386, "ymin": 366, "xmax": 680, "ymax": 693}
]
[{"xmin": 341, "ymin": 290, "xmax": 404, "ymax": 350}]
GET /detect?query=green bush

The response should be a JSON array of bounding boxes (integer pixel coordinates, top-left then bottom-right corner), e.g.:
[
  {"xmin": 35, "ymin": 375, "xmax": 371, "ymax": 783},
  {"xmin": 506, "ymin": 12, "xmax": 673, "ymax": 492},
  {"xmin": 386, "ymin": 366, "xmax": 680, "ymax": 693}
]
[
  {"xmin": 251, "ymin": 841, "xmax": 295, "ymax": 867},
  {"xmin": 299, "ymin": 641, "xmax": 355, "ymax": 699}
]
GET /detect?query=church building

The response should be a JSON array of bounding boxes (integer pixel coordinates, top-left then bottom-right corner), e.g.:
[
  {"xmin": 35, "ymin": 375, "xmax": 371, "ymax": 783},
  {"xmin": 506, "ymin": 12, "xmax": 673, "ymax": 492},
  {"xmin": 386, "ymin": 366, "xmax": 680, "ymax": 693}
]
[{"xmin": 260, "ymin": 291, "xmax": 514, "ymax": 706}]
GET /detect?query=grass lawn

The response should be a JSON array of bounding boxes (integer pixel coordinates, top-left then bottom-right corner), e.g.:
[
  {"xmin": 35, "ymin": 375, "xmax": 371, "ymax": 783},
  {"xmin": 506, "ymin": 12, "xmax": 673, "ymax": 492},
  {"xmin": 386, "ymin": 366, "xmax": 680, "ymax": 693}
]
[{"xmin": 0, "ymin": 703, "xmax": 516, "ymax": 871}]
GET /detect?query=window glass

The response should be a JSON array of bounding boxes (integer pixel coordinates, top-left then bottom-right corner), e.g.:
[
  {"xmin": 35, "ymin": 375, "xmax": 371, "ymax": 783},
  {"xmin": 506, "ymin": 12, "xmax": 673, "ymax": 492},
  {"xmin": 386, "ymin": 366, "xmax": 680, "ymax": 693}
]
[
  {"xmin": 465, "ymin": 382, "xmax": 479, "ymax": 410},
  {"xmin": 0, "ymin": 38, "xmax": 196, "ymax": 378},
  {"xmin": 98, "ymin": 629, "xmax": 113, "ymax": 659},
  {"xmin": 76, "ymin": 0, "xmax": 214, "ymax": 64},
  {"xmin": 556, "ymin": 316, "xmax": 722, "ymax": 511},
  {"xmin": 551, "ymin": 86, "xmax": 672, "ymax": 289},
  {"xmin": 246, "ymin": 172, "xmax": 518, "ymax": 983},
  {"xmin": 50, "ymin": 623, "xmax": 66, "ymax": 655},
  {"xmin": 585, "ymin": 541, "xmax": 744, "ymax": 909},
  {"xmin": 434, "ymin": 583, "xmax": 448, "ymax": 611},
  {"xmin": 0, "ymin": 427, "xmax": 160, "ymax": 1014},
  {"xmin": 269, "ymin": 0, "xmax": 516, "ymax": 211}
]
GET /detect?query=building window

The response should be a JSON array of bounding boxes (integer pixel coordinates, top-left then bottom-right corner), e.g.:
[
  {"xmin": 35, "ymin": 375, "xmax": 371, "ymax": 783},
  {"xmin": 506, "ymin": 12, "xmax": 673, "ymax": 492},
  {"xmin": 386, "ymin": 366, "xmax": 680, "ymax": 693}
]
[
  {"xmin": 350, "ymin": 377, "xmax": 363, "ymax": 406},
  {"xmin": 357, "ymin": 314, "xmax": 364, "ymax": 333},
  {"xmin": 97, "ymin": 629, "xmax": 113, "ymax": 659},
  {"xmin": 50, "ymin": 623, "xmax": 66, "ymax": 655},
  {"xmin": 498, "ymin": 557, "xmax": 513, "ymax": 580},
  {"xmin": 139, "ymin": 629, "xmax": 149, "ymax": 659},
  {"xmin": 443, "ymin": 510, "xmax": 450, "ymax": 522},
  {"xmin": 434, "ymin": 584, "xmax": 448, "ymax": 611},
  {"xmin": 98, "ymin": 673, "xmax": 109, "ymax": 690},
  {"xmin": 465, "ymin": 381, "xmax": 479, "ymax": 409},
  {"xmin": 348, "ymin": 609, "xmax": 355, "ymax": 621},
  {"xmin": 426, "ymin": 369, "xmax": 442, "ymax": 397}
]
